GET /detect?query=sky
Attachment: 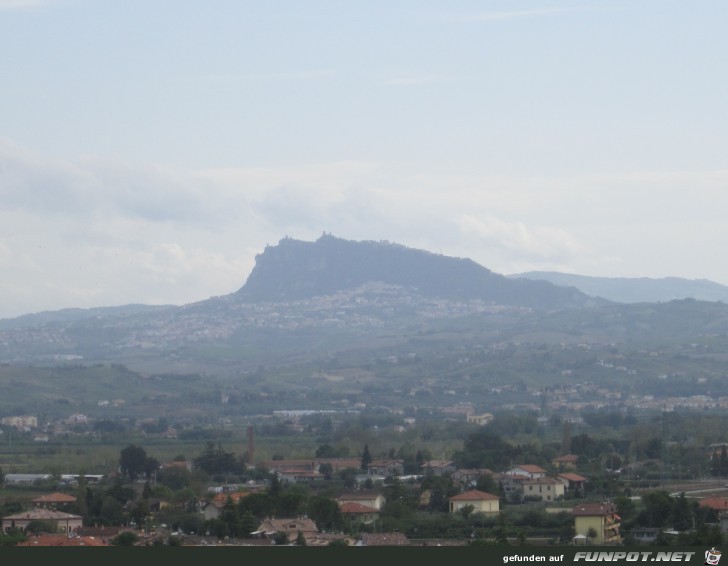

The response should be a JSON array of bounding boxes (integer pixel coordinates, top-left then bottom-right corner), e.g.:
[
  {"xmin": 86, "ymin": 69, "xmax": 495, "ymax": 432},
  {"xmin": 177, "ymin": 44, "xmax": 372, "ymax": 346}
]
[{"xmin": 1, "ymin": 0, "xmax": 727, "ymax": 319}]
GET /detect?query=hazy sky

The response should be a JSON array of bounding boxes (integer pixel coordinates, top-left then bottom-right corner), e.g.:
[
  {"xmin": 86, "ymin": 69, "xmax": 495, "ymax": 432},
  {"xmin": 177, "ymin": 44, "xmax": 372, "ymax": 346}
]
[{"xmin": 1, "ymin": 0, "xmax": 727, "ymax": 318}]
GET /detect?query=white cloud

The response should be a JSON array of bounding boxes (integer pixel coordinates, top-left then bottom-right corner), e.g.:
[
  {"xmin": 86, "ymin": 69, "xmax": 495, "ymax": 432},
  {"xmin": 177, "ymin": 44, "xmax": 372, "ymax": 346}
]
[{"xmin": 2, "ymin": 139, "xmax": 728, "ymax": 318}]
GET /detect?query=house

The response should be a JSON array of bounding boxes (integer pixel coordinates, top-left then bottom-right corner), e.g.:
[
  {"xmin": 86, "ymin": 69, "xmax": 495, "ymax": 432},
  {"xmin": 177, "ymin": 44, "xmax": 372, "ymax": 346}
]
[
  {"xmin": 448, "ymin": 489, "xmax": 500, "ymax": 515},
  {"xmin": 339, "ymin": 501, "xmax": 379, "ymax": 525},
  {"xmin": 337, "ymin": 492, "xmax": 385, "ymax": 510},
  {"xmin": 521, "ymin": 477, "xmax": 565, "ymax": 502},
  {"xmin": 551, "ymin": 454, "xmax": 579, "ymax": 471},
  {"xmin": 496, "ymin": 472, "xmax": 526, "ymax": 500},
  {"xmin": 452, "ymin": 468, "xmax": 494, "ymax": 486},
  {"xmin": 276, "ymin": 469, "xmax": 325, "ymax": 483},
  {"xmin": 367, "ymin": 459, "xmax": 404, "ymax": 477},
  {"xmin": 32, "ymin": 492, "xmax": 77, "ymax": 509},
  {"xmin": 201, "ymin": 492, "xmax": 250, "ymax": 520},
  {"xmin": 699, "ymin": 496, "xmax": 728, "ymax": 513},
  {"xmin": 421, "ymin": 460, "xmax": 456, "ymax": 476},
  {"xmin": 2, "ymin": 508, "xmax": 83, "ymax": 534},
  {"xmin": 572, "ymin": 502, "xmax": 622, "ymax": 545},
  {"xmin": 251, "ymin": 517, "xmax": 319, "ymax": 541},
  {"xmin": 506, "ymin": 464, "xmax": 547, "ymax": 479},
  {"xmin": 558, "ymin": 472, "xmax": 588, "ymax": 493},
  {"xmin": 314, "ymin": 458, "xmax": 363, "ymax": 473},
  {"xmin": 466, "ymin": 413, "xmax": 494, "ymax": 426}
]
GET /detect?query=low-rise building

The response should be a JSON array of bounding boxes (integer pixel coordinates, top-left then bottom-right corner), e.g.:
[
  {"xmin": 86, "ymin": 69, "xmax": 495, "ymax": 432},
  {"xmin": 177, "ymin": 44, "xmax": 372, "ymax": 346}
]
[
  {"xmin": 572, "ymin": 502, "xmax": 622, "ymax": 545},
  {"xmin": 448, "ymin": 489, "xmax": 500, "ymax": 515}
]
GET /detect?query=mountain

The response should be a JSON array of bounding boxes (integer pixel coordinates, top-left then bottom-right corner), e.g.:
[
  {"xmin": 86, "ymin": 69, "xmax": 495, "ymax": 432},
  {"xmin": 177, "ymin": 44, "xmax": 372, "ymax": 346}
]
[
  {"xmin": 235, "ymin": 234, "xmax": 603, "ymax": 310},
  {"xmin": 509, "ymin": 271, "xmax": 728, "ymax": 304},
  {"xmin": 6, "ymin": 236, "xmax": 728, "ymax": 419},
  {"xmin": 0, "ymin": 304, "xmax": 173, "ymax": 331}
]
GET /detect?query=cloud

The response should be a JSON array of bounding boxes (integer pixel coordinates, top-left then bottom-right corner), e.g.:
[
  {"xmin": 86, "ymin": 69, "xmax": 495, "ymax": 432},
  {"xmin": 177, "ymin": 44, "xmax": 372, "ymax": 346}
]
[{"xmin": 3, "ymin": 138, "xmax": 728, "ymax": 317}]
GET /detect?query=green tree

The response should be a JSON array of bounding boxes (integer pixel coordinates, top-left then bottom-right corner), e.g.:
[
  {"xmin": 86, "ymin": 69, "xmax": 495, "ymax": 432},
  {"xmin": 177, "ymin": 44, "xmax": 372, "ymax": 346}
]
[
  {"xmin": 112, "ymin": 531, "xmax": 139, "ymax": 546},
  {"xmin": 119, "ymin": 445, "xmax": 148, "ymax": 481},
  {"xmin": 221, "ymin": 496, "xmax": 242, "ymax": 537},
  {"xmin": 361, "ymin": 444, "xmax": 373, "ymax": 471},
  {"xmin": 193, "ymin": 442, "xmax": 239, "ymax": 476},
  {"xmin": 307, "ymin": 495, "xmax": 343, "ymax": 532},
  {"xmin": 74, "ymin": 475, "xmax": 88, "ymax": 517}
]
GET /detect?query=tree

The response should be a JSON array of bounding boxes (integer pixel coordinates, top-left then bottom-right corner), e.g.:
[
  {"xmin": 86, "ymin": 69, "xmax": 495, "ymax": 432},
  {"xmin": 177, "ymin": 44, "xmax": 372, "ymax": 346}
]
[
  {"xmin": 119, "ymin": 445, "xmax": 148, "ymax": 481},
  {"xmin": 221, "ymin": 496, "xmax": 242, "ymax": 537},
  {"xmin": 361, "ymin": 444, "xmax": 373, "ymax": 471},
  {"xmin": 586, "ymin": 527, "xmax": 598, "ymax": 544},
  {"xmin": 295, "ymin": 531, "xmax": 307, "ymax": 546},
  {"xmin": 112, "ymin": 531, "xmax": 139, "ymax": 546},
  {"xmin": 193, "ymin": 442, "xmax": 239, "ymax": 476},
  {"xmin": 315, "ymin": 443, "xmax": 337, "ymax": 458},
  {"xmin": 74, "ymin": 475, "xmax": 88, "ymax": 517},
  {"xmin": 307, "ymin": 495, "xmax": 343, "ymax": 532}
]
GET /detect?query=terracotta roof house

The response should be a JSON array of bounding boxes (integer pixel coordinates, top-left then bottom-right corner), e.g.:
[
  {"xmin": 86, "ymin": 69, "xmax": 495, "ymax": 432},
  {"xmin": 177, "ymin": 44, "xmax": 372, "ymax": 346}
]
[
  {"xmin": 572, "ymin": 502, "xmax": 622, "ymax": 545},
  {"xmin": 252, "ymin": 517, "xmax": 319, "ymax": 541},
  {"xmin": 551, "ymin": 454, "xmax": 579, "ymax": 470},
  {"xmin": 449, "ymin": 489, "xmax": 500, "ymax": 515},
  {"xmin": 2, "ymin": 508, "xmax": 83, "ymax": 534},
  {"xmin": 202, "ymin": 492, "xmax": 251, "ymax": 520},
  {"xmin": 558, "ymin": 472, "xmax": 588, "ymax": 491},
  {"xmin": 698, "ymin": 497, "xmax": 728, "ymax": 512},
  {"xmin": 339, "ymin": 501, "xmax": 379, "ymax": 525},
  {"xmin": 337, "ymin": 492, "xmax": 385, "ymax": 510},
  {"xmin": 32, "ymin": 492, "xmax": 77, "ymax": 509}
]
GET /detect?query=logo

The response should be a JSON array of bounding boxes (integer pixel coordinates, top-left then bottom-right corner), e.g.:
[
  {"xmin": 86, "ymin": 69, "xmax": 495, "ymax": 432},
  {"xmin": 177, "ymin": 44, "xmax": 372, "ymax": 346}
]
[{"xmin": 706, "ymin": 548, "xmax": 722, "ymax": 566}]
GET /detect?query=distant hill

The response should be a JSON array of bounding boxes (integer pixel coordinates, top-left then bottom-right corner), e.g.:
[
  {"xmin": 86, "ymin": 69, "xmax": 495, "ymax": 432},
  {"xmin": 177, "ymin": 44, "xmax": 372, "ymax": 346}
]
[
  {"xmin": 0, "ymin": 304, "xmax": 174, "ymax": 331},
  {"xmin": 509, "ymin": 271, "xmax": 728, "ymax": 304},
  {"xmin": 235, "ymin": 234, "xmax": 603, "ymax": 310}
]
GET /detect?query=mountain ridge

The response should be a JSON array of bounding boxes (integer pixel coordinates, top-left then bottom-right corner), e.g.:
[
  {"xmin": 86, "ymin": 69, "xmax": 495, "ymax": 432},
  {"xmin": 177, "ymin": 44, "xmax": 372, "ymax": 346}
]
[
  {"xmin": 509, "ymin": 271, "xmax": 728, "ymax": 304},
  {"xmin": 234, "ymin": 234, "xmax": 601, "ymax": 310}
]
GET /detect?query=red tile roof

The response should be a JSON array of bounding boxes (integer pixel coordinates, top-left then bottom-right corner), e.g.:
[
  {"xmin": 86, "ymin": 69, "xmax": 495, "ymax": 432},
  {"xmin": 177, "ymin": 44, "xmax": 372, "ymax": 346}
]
[
  {"xmin": 32, "ymin": 492, "xmax": 77, "ymax": 504},
  {"xmin": 699, "ymin": 497, "xmax": 728, "ymax": 511},
  {"xmin": 449, "ymin": 489, "xmax": 499, "ymax": 501},
  {"xmin": 558, "ymin": 473, "xmax": 588, "ymax": 482}
]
